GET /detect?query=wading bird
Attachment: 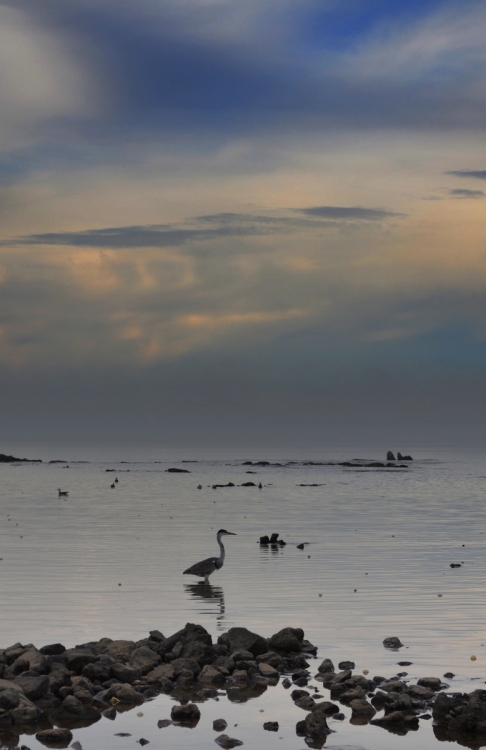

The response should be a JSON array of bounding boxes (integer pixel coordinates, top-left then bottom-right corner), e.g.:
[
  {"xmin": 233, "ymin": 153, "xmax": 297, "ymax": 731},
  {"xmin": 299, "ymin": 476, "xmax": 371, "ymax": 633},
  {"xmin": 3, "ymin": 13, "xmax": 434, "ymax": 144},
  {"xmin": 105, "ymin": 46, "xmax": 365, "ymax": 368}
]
[{"xmin": 183, "ymin": 529, "xmax": 237, "ymax": 583}]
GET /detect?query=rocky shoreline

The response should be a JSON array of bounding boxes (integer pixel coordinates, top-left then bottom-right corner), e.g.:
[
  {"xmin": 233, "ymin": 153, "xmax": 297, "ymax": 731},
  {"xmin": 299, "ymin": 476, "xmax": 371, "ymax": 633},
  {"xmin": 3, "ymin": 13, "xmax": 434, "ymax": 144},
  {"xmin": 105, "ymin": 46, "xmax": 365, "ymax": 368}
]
[{"xmin": 0, "ymin": 625, "xmax": 483, "ymax": 749}]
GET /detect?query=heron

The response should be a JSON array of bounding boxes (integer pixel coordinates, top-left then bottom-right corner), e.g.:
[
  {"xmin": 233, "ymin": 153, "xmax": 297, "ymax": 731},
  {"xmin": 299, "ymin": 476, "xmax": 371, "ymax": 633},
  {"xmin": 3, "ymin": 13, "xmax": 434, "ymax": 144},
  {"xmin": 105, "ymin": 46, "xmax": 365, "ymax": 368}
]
[{"xmin": 183, "ymin": 529, "xmax": 237, "ymax": 583}]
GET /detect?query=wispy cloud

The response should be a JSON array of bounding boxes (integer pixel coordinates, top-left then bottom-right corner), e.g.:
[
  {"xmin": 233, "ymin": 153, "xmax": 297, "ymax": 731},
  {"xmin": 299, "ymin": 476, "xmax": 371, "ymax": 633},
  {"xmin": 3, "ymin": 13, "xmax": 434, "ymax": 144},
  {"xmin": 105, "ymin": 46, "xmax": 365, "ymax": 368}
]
[
  {"xmin": 450, "ymin": 188, "xmax": 485, "ymax": 198},
  {"xmin": 2, "ymin": 205, "xmax": 403, "ymax": 249},
  {"xmin": 446, "ymin": 170, "xmax": 486, "ymax": 180}
]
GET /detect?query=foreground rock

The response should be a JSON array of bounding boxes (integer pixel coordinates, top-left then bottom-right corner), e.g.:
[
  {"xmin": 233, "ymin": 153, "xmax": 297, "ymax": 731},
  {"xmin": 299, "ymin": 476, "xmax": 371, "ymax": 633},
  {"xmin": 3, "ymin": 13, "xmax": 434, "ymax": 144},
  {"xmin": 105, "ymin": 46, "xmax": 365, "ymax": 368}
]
[{"xmin": 433, "ymin": 689, "xmax": 486, "ymax": 735}]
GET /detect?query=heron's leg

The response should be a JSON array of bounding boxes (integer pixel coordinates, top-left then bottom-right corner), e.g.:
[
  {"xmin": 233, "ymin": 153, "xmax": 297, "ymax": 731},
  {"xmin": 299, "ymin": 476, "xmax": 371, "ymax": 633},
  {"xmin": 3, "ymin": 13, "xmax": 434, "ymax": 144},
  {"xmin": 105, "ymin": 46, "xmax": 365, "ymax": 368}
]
[{"xmin": 204, "ymin": 575, "xmax": 209, "ymax": 584}]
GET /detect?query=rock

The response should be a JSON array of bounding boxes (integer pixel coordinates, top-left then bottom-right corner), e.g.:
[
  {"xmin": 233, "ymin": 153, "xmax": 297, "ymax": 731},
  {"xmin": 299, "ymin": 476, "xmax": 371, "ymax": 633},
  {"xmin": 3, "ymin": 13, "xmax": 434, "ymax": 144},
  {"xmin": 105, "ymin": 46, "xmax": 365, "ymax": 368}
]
[
  {"xmin": 263, "ymin": 721, "xmax": 279, "ymax": 731},
  {"xmin": 61, "ymin": 695, "xmax": 99, "ymax": 720},
  {"xmin": 333, "ymin": 669, "xmax": 352, "ymax": 683},
  {"xmin": 213, "ymin": 719, "xmax": 228, "ymax": 732},
  {"xmin": 433, "ymin": 689, "xmax": 486, "ymax": 733},
  {"xmin": 149, "ymin": 630, "xmax": 165, "ymax": 642},
  {"xmin": 22, "ymin": 647, "xmax": 48, "ymax": 674},
  {"xmin": 219, "ymin": 628, "xmax": 268, "ymax": 657},
  {"xmin": 444, "ymin": 672, "xmax": 455, "ymax": 679},
  {"xmin": 171, "ymin": 658, "xmax": 200, "ymax": 678},
  {"xmin": 176, "ymin": 669, "xmax": 194, "ymax": 686},
  {"xmin": 109, "ymin": 683, "xmax": 144, "ymax": 704},
  {"xmin": 350, "ymin": 698, "xmax": 376, "ymax": 718},
  {"xmin": 312, "ymin": 701, "xmax": 340, "ymax": 716},
  {"xmin": 110, "ymin": 663, "xmax": 142, "ymax": 684},
  {"xmin": 103, "ymin": 640, "xmax": 136, "ymax": 662},
  {"xmin": 406, "ymin": 685, "xmax": 434, "ymax": 700},
  {"xmin": 295, "ymin": 695, "xmax": 316, "ymax": 710},
  {"xmin": 383, "ymin": 637, "xmax": 403, "ymax": 649},
  {"xmin": 0, "ymin": 688, "xmax": 20, "ymax": 710},
  {"xmin": 214, "ymin": 735, "xmax": 243, "ymax": 748},
  {"xmin": 259, "ymin": 536, "xmax": 270, "ymax": 544},
  {"xmin": 145, "ymin": 663, "xmax": 175, "ymax": 683},
  {"xmin": 258, "ymin": 663, "xmax": 279, "ymax": 678},
  {"xmin": 340, "ymin": 686, "xmax": 366, "ymax": 704},
  {"xmin": 317, "ymin": 658, "xmax": 334, "ymax": 674},
  {"xmin": 63, "ymin": 648, "xmax": 97, "ymax": 672},
  {"xmin": 371, "ymin": 711, "xmax": 419, "ymax": 729},
  {"xmin": 232, "ymin": 670, "xmax": 249, "ymax": 683},
  {"xmin": 268, "ymin": 628, "xmax": 302, "ymax": 653},
  {"xmin": 338, "ymin": 660, "xmax": 355, "ymax": 670},
  {"xmin": 171, "ymin": 703, "xmax": 201, "ymax": 724},
  {"xmin": 417, "ymin": 676, "xmax": 442, "ymax": 691},
  {"xmin": 36, "ymin": 728, "xmax": 73, "ymax": 747},
  {"xmin": 387, "ymin": 451, "xmax": 395, "ymax": 460},
  {"xmin": 14, "ymin": 671, "xmax": 49, "ymax": 700},
  {"xmin": 11, "ymin": 701, "xmax": 43, "ymax": 723},
  {"xmin": 381, "ymin": 680, "xmax": 406, "ymax": 693},
  {"xmin": 39, "ymin": 643, "xmax": 66, "ymax": 656},
  {"xmin": 157, "ymin": 719, "xmax": 171, "ymax": 728},
  {"xmin": 302, "ymin": 703, "xmax": 332, "ymax": 738},
  {"xmin": 82, "ymin": 662, "xmax": 110, "ymax": 684},
  {"xmin": 241, "ymin": 482, "xmax": 256, "ymax": 487},
  {"xmin": 129, "ymin": 647, "xmax": 161, "ymax": 675},
  {"xmin": 138, "ymin": 739, "xmax": 149, "ymax": 746},
  {"xmin": 199, "ymin": 665, "xmax": 225, "ymax": 685},
  {"xmin": 166, "ymin": 468, "xmax": 190, "ymax": 473}
]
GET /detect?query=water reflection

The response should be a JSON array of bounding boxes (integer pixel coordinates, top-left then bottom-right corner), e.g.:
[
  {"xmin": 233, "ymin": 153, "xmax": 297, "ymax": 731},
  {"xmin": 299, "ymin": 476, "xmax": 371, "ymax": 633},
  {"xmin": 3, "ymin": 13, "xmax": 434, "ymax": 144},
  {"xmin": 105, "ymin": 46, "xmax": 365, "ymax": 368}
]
[{"xmin": 184, "ymin": 582, "xmax": 226, "ymax": 628}]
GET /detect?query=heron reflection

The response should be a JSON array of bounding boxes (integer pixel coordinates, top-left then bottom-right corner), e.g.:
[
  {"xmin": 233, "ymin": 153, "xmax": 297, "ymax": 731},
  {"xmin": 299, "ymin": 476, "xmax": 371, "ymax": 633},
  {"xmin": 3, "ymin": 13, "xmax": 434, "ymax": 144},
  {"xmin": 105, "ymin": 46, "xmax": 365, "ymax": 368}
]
[{"xmin": 184, "ymin": 582, "xmax": 226, "ymax": 627}]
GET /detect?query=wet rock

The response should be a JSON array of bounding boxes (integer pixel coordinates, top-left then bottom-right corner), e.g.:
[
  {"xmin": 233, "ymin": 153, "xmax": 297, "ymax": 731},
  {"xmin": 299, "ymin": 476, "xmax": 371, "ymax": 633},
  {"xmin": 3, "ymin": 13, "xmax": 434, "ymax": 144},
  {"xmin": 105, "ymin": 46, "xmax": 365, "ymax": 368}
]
[
  {"xmin": 406, "ymin": 684, "xmax": 434, "ymax": 700},
  {"xmin": 302, "ymin": 703, "xmax": 332, "ymax": 738},
  {"xmin": 61, "ymin": 695, "xmax": 99, "ymax": 720},
  {"xmin": 171, "ymin": 703, "xmax": 201, "ymax": 724},
  {"xmin": 232, "ymin": 670, "xmax": 249, "ymax": 683},
  {"xmin": 383, "ymin": 637, "xmax": 403, "ymax": 649},
  {"xmin": 417, "ymin": 676, "xmax": 442, "ymax": 691},
  {"xmin": 110, "ymin": 663, "xmax": 142, "ymax": 684},
  {"xmin": 338, "ymin": 661, "xmax": 355, "ymax": 670},
  {"xmin": 386, "ymin": 451, "xmax": 395, "ymax": 460},
  {"xmin": 433, "ymin": 689, "xmax": 486, "ymax": 733},
  {"xmin": 350, "ymin": 698, "xmax": 376, "ymax": 719},
  {"xmin": 282, "ymin": 678, "xmax": 291, "ymax": 689},
  {"xmin": 213, "ymin": 719, "xmax": 228, "ymax": 732},
  {"xmin": 166, "ymin": 468, "xmax": 190, "ymax": 473},
  {"xmin": 398, "ymin": 661, "xmax": 412, "ymax": 666},
  {"xmin": 268, "ymin": 628, "xmax": 302, "ymax": 654},
  {"xmin": 340, "ymin": 686, "xmax": 366, "ymax": 704},
  {"xmin": 103, "ymin": 641, "xmax": 136, "ymax": 663},
  {"xmin": 129, "ymin": 647, "xmax": 161, "ymax": 675},
  {"xmin": 63, "ymin": 648, "xmax": 97, "ymax": 672},
  {"xmin": 145, "ymin": 663, "xmax": 175, "ymax": 684},
  {"xmin": 14, "ymin": 671, "xmax": 49, "ymax": 701},
  {"xmin": 198, "ymin": 665, "xmax": 225, "ymax": 685},
  {"xmin": 258, "ymin": 663, "xmax": 279, "ymax": 678},
  {"xmin": 371, "ymin": 711, "xmax": 419, "ymax": 730},
  {"xmin": 263, "ymin": 721, "xmax": 279, "ymax": 731},
  {"xmin": 82, "ymin": 662, "xmax": 110, "ymax": 684},
  {"xmin": 108, "ymin": 682, "xmax": 144, "ymax": 704},
  {"xmin": 214, "ymin": 734, "xmax": 243, "ymax": 748},
  {"xmin": 381, "ymin": 680, "xmax": 406, "ymax": 693},
  {"xmin": 256, "ymin": 652, "xmax": 284, "ymax": 670},
  {"xmin": 291, "ymin": 689, "xmax": 309, "ymax": 701},
  {"xmin": 317, "ymin": 659, "xmax": 334, "ymax": 674},
  {"xmin": 333, "ymin": 669, "xmax": 352, "ymax": 684},
  {"xmin": 444, "ymin": 672, "xmax": 455, "ymax": 679},
  {"xmin": 218, "ymin": 628, "xmax": 267, "ymax": 658},
  {"xmin": 295, "ymin": 695, "xmax": 316, "ymax": 710},
  {"xmin": 36, "ymin": 728, "xmax": 73, "ymax": 747},
  {"xmin": 171, "ymin": 658, "xmax": 201, "ymax": 678},
  {"xmin": 157, "ymin": 719, "xmax": 171, "ymax": 728},
  {"xmin": 0, "ymin": 688, "xmax": 20, "ymax": 710},
  {"xmin": 371, "ymin": 691, "xmax": 396, "ymax": 711},
  {"xmin": 11, "ymin": 699, "xmax": 43, "ymax": 724}
]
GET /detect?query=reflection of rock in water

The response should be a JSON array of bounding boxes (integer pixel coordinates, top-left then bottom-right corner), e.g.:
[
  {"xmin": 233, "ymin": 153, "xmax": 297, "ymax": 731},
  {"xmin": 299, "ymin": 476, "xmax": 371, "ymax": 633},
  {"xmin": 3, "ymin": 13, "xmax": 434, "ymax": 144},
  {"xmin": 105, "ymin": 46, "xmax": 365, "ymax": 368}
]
[
  {"xmin": 260, "ymin": 543, "xmax": 283, "ymax": 556},
  {"xmin": 184, "ymin": 582, "xmax": 226, "ymax": 627},
  {"xmin": 227, "ymin": 681, "xmax": 267, "ymax": 703}
]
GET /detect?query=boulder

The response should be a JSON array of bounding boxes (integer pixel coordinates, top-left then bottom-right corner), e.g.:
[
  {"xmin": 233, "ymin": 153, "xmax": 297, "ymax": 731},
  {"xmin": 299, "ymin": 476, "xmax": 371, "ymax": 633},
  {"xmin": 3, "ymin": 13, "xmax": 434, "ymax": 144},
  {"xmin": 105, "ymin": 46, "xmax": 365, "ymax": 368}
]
[
  {"xmin": 433, "ymin": 689, "xmax": 486, "ymax": 733},
  {"xmin": 386, "ymin": 451, "xmax": 395, "ymax": 461},
  {"xmin": 263, "ymin": 721, "xmax": 279, "ymax": 731},
  {"xmin": 258, "ymin": 663, "xmax": 279, "ymax": 678},
  {"xmin": 36, "ymin": 728, "xmax": 73, "ymax": 746},
  {"xmin": 294, "ymin": 696, "xmax": 316, "ymax": 711},
  {"xmin": 129, "ymin": 647, "xmax": 161, "ymax": 674},
  {"xmin": 39, "ymin": 643, "xmax": 66, "ymax": 656},
  {"xmin": 268, "ymin": 628, "xmax": 302, "ymax": 653},
  {"xmin": 338, "ymin": 660, "xmax": 355, "ymax": 670},
  {"xmin": 11, "ymin": 697, "xmax": 43, "ymax": 724},
  {"xmin": 371, "ymin": 711, "xmax": 419, "ymax": 729},
  {"xmin": 63, "ymin": 648, "xmax": 97, "ymax": 672},
  {"xmin": 333, "ymin": 669, "xmax": 352, "ymax": 683},
  {"xmin": 417, "ymin": 677, "xmax": 442, "ymax": 691},
  {"xmin": 383, "ymin": 637, "xmax": 403, "ymax": 649},
  {"xmin": 103, "ymin": 640, "xmax": 136, "ymax": 663},
  {"xmin": 14, "ymin": 671, "xmax": 49, "ymax": 701},
  {"xmin": 110, "ymin": 663, "xmax": 142, "ymax": 684},
  {"xmin": 109, "ymin": 682, "xmax": 144, "ymax": 704},
  {"xmin": 198, "ymin": 665, "xmax": 225, "ymax": 685},
  {"xmin": 214, "ymin": 735, "xmax": 243, "ymax": 748},
  {"xmin": 219, "ymin": 628, "xmax": 267, "ymax": 657},
  {"xmin": 171, "ymin": 658, "xmax": 201, "ymax": 678},
  {"xmin": 350, "ymin": 698, "xmax": 376, "ymax": 719},
  {"xmin": 213, "ymin": 719, "xmax": 228, "ymax": 731},
  {"xmin": 302, "ymin": 703, "xmax": 332, "ymax": 737},
  {"xmin": 145, "ymin": 663, "xmax": 175, "ymax": 684},
  {"xmin": 61, "ymin": 695, "xmax": 100, "ymax": 720},
  {"xmin": 171, "ymin": 703, "xmax": 201, "ymax": 723}
]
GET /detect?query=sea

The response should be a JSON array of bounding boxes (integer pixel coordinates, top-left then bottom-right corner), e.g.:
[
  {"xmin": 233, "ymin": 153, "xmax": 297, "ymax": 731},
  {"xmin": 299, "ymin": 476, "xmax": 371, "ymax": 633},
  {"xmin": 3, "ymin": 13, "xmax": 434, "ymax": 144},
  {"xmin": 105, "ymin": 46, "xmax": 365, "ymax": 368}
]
[{"xmin": 1, "ymin": 445, "xmax": 485, "ymax": 750}]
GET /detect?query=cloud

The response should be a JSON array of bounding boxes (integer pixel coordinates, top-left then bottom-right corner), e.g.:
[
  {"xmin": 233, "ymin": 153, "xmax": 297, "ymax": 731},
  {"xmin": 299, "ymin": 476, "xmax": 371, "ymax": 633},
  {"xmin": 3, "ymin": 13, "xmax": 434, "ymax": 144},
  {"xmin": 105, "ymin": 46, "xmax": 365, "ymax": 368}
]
[
  {"xmin": 297, "ymin": 206, "xmax": 403, "ymax": 220},
  {"xmin": 446, "ymin": 170, "xmax": 486, "ymax": 180},
  {"xmin": 450, "ymin": 188, "xmax": 485, "ymax": 198},
  {"xmin": 2, "ymin": 204, "xmax": 403, "ymax": 249}
]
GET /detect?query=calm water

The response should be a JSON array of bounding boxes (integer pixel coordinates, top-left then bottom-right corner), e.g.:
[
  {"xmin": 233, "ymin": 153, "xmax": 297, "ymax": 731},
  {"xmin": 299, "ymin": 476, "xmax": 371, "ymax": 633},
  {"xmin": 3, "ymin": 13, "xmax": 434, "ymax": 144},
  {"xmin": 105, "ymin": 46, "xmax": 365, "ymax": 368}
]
[{"xmin": 1, "ymin": 446, "xmax": 486, "ymax": 749}]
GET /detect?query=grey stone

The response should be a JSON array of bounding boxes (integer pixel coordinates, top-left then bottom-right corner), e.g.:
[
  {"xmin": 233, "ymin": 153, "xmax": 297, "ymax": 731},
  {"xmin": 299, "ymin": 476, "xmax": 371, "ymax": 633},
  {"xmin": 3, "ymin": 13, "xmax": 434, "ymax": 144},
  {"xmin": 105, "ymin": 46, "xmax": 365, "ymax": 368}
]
[
  {"xmin": 129, "ymin": 647, "xmax": 161, "ymax": 675},
  {"xmin": 39, "ymin": 643, "xmax": 66, "ymax": 656},
  {"xmin": 268, "ymin": 628, "xmax": 302, "ymax": 653},
  {"xmin": 417, "ymin": 676, "xmax": 441, "ymax": 691},
  {"xmin": 198, "ymin": 665, "xmax": 225, "ymax": 685},
  {"xmin": 0, "ymin": 688, "xmax": 20, "ymax": 710},
  {"xmin": 263, "ymin": 721, "xmax": 279, "ymax": 731},
  {"xmin": 258, "ymin": 663, "xmax": 279, "ymax": 678},
  {"xmin": 109, "ymin": 682, "xmax": 144, "ymax": 704},
  {"xmin": 63, "ymin": 648, "xmax": 97, "ymax": 672},
  {"xmin": 317, "ymin": 659, "xmax": 334, "ymax": 674},
  {"xmin": 350, "ymin": 698, "xmax": 376, "ymax": 718},
  {"xmin": 145, "ymin": 663, "xmax": 175, "ymax": 683},
  {"xmin": 110, "ymin": 663, "xmax": 142, "ymax": 684},
  {"xmin": 14, "ymin": 671, "xmax": 49, "ymax": 701},
  {"xmin": 214, "ymin": 735, "xmax": 243, "ymax": 748},
  {"xmin": 171, "ymin": 703, "xmax": 201, "ymax": 723},
  {"xmin": 36, "ymin": 728, "xmax": 73, "ymax": 746},
  {"xmin": 102, "ymin": 640, "xmax": 136, "ymax": 662},
  {"xmin": 383, "ymin": 637, "xmax": 403, "ymax": 649},
  {"xmin": 338, "ymin": 660, "xmax": 355, "ymax": 670},
  {"xmin": 219, "ymin": 628, "xmax": 267, "ymax": 657},
  {"xmin": 213, "ymin": 719, "xmax": 228, "ymax": 731}
]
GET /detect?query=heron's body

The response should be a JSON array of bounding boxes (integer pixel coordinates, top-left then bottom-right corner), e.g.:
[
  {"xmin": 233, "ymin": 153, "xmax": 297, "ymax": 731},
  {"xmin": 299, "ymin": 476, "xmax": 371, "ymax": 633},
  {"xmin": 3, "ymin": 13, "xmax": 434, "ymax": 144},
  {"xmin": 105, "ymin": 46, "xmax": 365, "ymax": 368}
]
[{"xmin": 183, "ymin": 529, "xmax": 236, "ymax": 583}]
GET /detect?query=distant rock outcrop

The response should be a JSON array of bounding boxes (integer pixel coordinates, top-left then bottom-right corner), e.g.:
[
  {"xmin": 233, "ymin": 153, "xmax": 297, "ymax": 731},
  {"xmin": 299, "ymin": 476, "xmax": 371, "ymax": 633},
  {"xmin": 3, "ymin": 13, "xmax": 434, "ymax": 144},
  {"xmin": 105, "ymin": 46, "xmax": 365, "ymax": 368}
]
[{"xmin": 0, "ymin": 453, "xmax": 42, "ymax": 463}]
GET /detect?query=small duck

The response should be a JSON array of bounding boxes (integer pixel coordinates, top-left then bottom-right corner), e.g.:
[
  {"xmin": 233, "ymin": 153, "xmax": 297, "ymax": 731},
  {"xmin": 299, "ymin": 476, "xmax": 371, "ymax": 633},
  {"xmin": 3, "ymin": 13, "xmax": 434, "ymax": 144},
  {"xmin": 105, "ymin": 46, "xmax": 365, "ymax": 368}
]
[{"xmin": 58, "ymin": 489, "xmax": 69, "ymax": 497}]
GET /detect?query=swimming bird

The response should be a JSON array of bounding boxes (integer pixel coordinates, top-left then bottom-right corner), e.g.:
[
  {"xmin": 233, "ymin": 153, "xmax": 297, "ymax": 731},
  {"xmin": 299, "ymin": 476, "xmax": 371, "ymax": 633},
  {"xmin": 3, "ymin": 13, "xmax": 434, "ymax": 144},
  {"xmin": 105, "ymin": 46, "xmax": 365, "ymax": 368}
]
[
  {"xmin": 111, "ymin": 483, "xmax": 115, "ymax": 489},
  {"xmin": 58, "ymin": 489, "xmax": 69, "ymax": 497},
  {"xmin": 183, "ymin": 529, "xmax": 237, "ymax": 583}
]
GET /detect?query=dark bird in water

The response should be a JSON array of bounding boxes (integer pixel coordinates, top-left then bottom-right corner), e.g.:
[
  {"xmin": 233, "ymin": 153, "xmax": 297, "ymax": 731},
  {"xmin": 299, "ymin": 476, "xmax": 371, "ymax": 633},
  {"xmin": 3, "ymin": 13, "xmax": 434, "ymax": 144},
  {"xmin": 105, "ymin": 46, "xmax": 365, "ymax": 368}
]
[
  {"xmin": 111, "ymin": 483, "xmax": 115, "ymax": 489},
  {"xmin": 183, "ymin": 529, "xmax": 237, "ymax": 583},
  {"xmin": 58, "ymin": 489, "xmax": 69, "ymax": 497},
  {"xmin": 197, "ymin": 484, "xmax": 202, "ymax": 489},
  {"xmin": 115, "ymin": 478, "xmax": 119, "ymax": 483}
]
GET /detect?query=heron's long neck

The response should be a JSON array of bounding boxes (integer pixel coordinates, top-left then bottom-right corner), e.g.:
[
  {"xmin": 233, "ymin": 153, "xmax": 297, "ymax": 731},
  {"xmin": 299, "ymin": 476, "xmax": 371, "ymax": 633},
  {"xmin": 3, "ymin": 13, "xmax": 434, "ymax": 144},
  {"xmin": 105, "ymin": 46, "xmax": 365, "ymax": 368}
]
[{"xmin": 217, "ymin": 535, "xmax": 225, "ymax": 564}]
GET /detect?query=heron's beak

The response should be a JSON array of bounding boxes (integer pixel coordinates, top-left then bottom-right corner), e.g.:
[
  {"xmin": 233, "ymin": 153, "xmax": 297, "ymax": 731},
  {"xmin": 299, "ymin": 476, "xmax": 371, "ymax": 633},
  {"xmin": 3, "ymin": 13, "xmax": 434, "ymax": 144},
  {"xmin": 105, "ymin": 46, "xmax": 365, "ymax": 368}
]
[{"xmin": 226, "ymin": 532, "xmax": 237, "ymax": 535}]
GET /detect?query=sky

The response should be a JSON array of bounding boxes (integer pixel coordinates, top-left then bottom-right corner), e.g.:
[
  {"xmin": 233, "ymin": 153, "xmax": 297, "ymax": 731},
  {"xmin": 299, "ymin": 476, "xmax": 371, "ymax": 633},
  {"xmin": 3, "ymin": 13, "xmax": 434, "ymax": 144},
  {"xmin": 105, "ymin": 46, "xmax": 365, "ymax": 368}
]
[{"xmin": 0, "ymin": 0, "xmax": 486, "ymax": 450}]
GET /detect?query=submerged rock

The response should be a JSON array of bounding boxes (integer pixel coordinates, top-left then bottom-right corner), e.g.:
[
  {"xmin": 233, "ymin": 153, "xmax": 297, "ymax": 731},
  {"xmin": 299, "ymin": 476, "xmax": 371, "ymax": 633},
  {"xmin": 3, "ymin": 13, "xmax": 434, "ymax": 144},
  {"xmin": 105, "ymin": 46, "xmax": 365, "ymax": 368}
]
[
  {"xmin": 213, "ymin": 719, "xmax": 228, "ymax": 732},
  {"xmin": 36, "ymin": 728, "xmax": 73, "ymax": 746},
  {"xmin": 383, "ymin": 637, "xmax": 403, "ymax": 649},
  {"xmin": 215, "ymin": 735, "xmax": 244, "ymax": 749},
  {"xmin": 171, "ymin": 703, "xmax": 201, "ymax": 724}
]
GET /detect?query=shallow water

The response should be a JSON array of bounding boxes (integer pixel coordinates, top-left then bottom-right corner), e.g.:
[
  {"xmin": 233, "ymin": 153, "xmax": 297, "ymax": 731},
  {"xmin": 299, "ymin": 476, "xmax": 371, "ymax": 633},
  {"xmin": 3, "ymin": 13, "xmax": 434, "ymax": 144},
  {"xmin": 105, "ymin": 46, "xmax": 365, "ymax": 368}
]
[{"xmin": 1, "ymin": 446, "xmax": 486, "ymax": 749}]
